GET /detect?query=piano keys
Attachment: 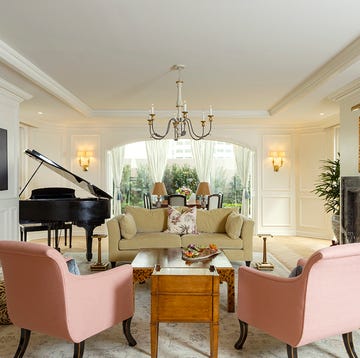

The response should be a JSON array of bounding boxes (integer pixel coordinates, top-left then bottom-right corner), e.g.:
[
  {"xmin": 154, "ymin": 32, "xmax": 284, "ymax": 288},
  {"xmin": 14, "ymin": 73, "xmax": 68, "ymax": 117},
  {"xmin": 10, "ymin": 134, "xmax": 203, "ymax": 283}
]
[{"xmin": 19, "ymin": 149, "xmax": 112, "ymax": 261}]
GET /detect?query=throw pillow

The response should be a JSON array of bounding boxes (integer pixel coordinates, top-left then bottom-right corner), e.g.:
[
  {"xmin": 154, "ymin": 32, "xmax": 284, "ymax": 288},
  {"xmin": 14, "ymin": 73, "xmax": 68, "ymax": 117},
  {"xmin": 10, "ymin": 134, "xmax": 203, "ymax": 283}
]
[
  {"xmin": 166, "ymin": 206, "xmax": 198, "ymax": 235},
  {"xmin": 289, "ymin": 265, "xmax": 303, "ymax": 277},
  {"xmin": 120, "ymin": 212, "xmax": 137, "ymax": 239},
  {"xmin": 225, "ymin": 211, "xmax": 244, "ymax": 239},
  {"xmin": 66, "ymin": 258, "xmax": 81, "ymax": 275}
]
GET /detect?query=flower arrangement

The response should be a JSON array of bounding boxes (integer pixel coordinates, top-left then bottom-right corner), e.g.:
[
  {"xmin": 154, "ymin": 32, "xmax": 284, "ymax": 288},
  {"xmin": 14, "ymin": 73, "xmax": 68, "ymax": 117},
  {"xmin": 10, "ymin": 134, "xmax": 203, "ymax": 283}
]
[{"xmin": 176, "ymin": 186, "xmax": 192, "ymax": 199}]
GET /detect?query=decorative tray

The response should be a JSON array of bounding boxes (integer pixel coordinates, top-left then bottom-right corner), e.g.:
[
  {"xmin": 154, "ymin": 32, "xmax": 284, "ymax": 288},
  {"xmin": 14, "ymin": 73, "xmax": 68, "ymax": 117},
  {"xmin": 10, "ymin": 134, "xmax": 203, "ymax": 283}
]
[{"xmin": 182, "ymin": 244, "xmax": 221, "ymax": 262}]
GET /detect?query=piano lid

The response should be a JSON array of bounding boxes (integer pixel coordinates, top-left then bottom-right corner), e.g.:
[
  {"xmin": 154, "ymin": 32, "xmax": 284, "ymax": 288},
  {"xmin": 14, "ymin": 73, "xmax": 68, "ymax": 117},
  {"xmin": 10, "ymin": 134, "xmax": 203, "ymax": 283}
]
[{"xmin": 23, "ymin": 149, "xmax": 112, "ymax": 199}]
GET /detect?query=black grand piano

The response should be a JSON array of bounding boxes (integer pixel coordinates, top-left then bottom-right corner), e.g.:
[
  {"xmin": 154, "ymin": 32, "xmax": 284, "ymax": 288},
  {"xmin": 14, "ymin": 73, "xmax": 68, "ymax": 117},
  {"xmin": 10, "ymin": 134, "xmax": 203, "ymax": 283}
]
[{"xmin": 19, "ymin": 149, "xmax": 112, "ymax": 261}]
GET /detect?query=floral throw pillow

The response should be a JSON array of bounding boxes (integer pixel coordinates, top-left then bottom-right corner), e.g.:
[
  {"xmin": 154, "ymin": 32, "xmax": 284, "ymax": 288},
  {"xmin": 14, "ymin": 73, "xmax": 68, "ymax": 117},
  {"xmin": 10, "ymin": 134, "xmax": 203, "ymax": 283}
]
[{"xmin": 166, "ymin": 205, "xmax": 198, "ymax": 235}]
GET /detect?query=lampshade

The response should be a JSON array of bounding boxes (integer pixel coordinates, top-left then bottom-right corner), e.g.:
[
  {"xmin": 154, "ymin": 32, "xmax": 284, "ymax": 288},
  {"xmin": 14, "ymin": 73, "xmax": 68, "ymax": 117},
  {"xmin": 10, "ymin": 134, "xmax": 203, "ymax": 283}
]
[
  {"xmin": 152, "ymin": 182, "xmax": 167, "ymax": 196},
  {"xmin": 196, "ymin": 182, "xmax": 211, "ymax": 196}
]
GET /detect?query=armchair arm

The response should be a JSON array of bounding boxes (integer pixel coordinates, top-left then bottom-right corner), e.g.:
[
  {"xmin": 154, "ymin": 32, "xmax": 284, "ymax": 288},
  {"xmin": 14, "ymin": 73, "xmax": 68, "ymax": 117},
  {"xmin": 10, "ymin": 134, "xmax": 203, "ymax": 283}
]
[
  {"xmin": 65, "ymin": 264, "xmax": 134, "ymax": 342},
  {"xmin": 237, "ymin": 266, "xmax": 306, "ymax": 347}
]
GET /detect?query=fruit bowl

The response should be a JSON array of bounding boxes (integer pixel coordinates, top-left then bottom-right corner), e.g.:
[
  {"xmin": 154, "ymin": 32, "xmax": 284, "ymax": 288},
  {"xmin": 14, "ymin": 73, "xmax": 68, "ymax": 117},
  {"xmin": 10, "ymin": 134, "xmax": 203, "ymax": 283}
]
[{"xmin": 182, "ymin": 244, "xmax": 221, "ymax": 262}]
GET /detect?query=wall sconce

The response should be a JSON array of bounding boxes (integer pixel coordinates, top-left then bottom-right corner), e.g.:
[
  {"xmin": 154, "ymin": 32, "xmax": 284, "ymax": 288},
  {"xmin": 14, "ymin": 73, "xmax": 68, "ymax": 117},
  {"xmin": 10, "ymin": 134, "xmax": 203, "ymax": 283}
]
[
  {"xmin": 269, "ymin": 151, "xmax": 285, "ymax": 172},
  {"xmin": 77, "ymin": 151, "xmax": 93, "ymax": 171},
  {"xmin": 351, "ymin": 103, "xmax": 360, "ymax": 112}
]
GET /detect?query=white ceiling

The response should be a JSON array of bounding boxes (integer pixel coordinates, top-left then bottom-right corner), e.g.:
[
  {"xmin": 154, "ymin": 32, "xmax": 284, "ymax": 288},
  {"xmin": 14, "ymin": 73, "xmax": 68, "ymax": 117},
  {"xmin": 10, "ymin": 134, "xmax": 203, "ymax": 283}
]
[{"xmin": 0, "ymin": 0, "xmax": 360, "ymax": 128}]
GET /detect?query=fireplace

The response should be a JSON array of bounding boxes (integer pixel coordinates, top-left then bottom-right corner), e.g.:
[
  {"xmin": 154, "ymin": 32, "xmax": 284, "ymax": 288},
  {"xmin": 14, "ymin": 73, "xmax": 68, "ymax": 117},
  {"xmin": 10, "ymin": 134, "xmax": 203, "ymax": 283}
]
[{"xmin": 341, "ymin": 176, "xmax": 360, "ymax": 243}]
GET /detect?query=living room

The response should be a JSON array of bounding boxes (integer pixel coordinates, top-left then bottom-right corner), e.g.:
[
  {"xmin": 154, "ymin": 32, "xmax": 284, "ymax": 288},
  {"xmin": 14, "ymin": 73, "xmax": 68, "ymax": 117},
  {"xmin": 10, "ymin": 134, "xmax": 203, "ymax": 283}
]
[{"xmin": 1, "ymin": 2, "xmax": 360, "ymax": 357}]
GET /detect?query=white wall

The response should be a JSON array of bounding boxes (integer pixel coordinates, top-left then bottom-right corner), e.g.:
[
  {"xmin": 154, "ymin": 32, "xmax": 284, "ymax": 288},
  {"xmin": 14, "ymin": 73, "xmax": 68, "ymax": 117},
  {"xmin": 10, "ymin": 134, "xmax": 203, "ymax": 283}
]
[{"xmin": 0, "ymin": 79, "xmax": 31, "ymax": 241}]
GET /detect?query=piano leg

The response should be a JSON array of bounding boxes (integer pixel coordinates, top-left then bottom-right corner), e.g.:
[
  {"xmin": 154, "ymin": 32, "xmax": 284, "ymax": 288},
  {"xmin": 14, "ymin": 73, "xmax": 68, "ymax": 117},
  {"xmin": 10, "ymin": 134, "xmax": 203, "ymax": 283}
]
[{"xmin": 83, "ymin": 224, "xmax": 95, "ymax": 262}]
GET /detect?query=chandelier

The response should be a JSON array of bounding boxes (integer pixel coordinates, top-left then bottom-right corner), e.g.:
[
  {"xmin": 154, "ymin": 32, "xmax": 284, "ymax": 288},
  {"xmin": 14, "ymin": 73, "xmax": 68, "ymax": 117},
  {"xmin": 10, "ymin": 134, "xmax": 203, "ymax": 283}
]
[{"xmin": 147, "ymin": 65, "xmax": 214, "ymax": 141}]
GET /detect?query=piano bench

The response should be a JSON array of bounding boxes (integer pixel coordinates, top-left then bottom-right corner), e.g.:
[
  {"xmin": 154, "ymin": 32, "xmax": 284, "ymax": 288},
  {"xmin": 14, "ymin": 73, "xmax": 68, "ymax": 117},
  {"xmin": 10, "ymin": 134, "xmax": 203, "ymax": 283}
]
[
  {"xmin": 19, "ymin": 224, "xmax": 72, "ymax": 249},
  {"xmin": 19, "ymin": 224, "xmax": 51, "ymax": 243}
]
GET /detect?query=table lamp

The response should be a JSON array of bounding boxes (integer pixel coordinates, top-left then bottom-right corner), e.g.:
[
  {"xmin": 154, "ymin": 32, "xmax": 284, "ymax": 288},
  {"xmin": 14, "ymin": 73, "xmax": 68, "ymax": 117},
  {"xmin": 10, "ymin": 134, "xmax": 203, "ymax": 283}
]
[
  {"xmin": 196, "ymin": 182, "xmax": 211, "ymax": 209},
  {"xmin": 152, "ymin": 182, "xmax": 167, "ymax": 208}
]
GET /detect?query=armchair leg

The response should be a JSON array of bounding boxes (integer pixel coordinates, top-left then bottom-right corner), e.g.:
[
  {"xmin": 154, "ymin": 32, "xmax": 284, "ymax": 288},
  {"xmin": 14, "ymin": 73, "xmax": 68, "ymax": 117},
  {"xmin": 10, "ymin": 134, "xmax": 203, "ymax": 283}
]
[
  {"xmin": 286, "ymin": 344, "xmax": 298, "ymax": 358},
  {"xmin": 14, "ymin": 328, "xmax": 31, "ymax": 358},
  {"xmin": 343, "ymin": 332, "xmax": 358, "ymax": 358},
  {"xmin": 234, "ymin": 320, "xmax": 248, "ymax": 349},
  {"xmin": 123, "ymin": 317, "xmax": 137, "ymax": 346},
  {"xmin": 73, "ymin": 341, "xmax": 85, "ymax": 358}
]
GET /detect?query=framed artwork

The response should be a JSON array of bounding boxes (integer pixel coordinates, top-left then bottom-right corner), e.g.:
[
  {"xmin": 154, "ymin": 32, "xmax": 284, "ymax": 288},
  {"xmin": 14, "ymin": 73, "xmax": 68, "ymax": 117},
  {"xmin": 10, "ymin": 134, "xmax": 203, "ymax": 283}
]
[{"xmin": 0, "ymin": 128, "xmax": 8, "ymax": 190}]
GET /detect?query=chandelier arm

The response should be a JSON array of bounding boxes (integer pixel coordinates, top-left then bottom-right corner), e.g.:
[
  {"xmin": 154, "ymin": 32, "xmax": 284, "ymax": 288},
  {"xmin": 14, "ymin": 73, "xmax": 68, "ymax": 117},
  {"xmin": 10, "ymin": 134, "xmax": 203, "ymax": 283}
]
[
  {"xmin": 186, "ymin": 118, "xmax": 212, "ymax": 140},
  {"xmin": 149, "ymin": 118, "xmax": 175, "ymax": 140}
]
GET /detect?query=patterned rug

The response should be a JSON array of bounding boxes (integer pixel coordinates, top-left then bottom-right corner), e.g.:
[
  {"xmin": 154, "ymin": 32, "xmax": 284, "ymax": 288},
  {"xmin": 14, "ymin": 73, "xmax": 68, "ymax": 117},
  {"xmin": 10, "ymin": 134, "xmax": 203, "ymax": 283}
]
[{"xmin": 0, "ymin": 252, "xmax": 358, "ymax": 357}]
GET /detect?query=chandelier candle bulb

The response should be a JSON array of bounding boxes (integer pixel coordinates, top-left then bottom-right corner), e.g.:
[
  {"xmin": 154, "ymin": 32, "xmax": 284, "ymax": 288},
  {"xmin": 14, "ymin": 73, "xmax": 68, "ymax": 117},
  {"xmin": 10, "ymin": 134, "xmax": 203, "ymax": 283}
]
[
  {"xmin": 150, "ymin": 104, "xmax": 155, "ymax": 115},
  {"xmin": 209, "ymin": 105, "xmax": 213, "ymax": 115},
  {"xmin": 183, "ymin": 101, "xmax": 187, "ymax": 112}
]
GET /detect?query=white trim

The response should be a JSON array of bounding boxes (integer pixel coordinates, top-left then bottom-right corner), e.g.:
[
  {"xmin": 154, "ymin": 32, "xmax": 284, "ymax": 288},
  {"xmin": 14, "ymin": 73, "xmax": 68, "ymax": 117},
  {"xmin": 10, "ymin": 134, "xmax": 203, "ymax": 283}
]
[
  {"xmin": 0, "ymin": 39, "xmax": 92, "ymax": 116},
  {"xmin": 327, "ymin": 77, "xmax": 360, "ymax": 102},
  {"xmin": 92, "ymin": 109, "xmax": 270, "ymax": 119},
  {"xmin": 0, "ymin": 78, "xmax": 32, "ymax": 102},
  {"xmin": 269, "ymin": 36, "xmax": 360, "ymax": 115}
]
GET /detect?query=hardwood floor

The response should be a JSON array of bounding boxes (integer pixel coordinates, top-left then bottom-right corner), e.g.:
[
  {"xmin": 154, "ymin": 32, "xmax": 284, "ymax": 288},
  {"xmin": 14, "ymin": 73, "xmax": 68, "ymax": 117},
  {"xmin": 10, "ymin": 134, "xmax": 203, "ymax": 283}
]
[{"xmin": 253, "ymin": 235, "xmax": 331, "ymax": 269}]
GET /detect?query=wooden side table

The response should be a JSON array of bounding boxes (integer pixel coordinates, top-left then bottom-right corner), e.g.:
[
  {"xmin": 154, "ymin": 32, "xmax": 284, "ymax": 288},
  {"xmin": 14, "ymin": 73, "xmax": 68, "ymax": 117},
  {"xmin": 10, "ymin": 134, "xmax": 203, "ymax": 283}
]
[
  {"xmin": 151, "ymin": 266, "xmax": 219, "ymax": 358},
  {"xmin": 255, "ymin": 233, "xmax": 274, "ymax": 271},
  {"xmin": 90, "ymin": 234, "xmax": 109, "ymax": 271}
]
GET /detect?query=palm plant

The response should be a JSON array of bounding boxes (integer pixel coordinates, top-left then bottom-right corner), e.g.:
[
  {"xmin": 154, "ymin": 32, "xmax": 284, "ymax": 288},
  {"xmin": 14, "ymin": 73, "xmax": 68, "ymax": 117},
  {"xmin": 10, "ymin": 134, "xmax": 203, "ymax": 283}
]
[{"xmin": 313, "ymin": 155, "xmax": 340, "ymax": 215}]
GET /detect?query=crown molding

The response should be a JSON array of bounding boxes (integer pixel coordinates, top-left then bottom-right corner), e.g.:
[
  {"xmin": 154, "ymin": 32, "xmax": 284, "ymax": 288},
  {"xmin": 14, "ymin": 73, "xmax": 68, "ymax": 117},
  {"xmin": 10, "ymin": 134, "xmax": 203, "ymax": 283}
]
[
  {"xmin": 92, "ymin": 109, "xmax": 270, "ymax": 119},
  {"xmin": 0, "ymin": 40, "xmax": 92, "ymax": 116},
  {"xmin": 269, "ymin": 36, "xmax": 360, "ymax": 115},
  {"xmin": 0, "ymin": 77, "xmax": 32, "ymax": 102},
  {"xmin": 327, "ymin": 77, "xmax": 360, "ymax": 102}
]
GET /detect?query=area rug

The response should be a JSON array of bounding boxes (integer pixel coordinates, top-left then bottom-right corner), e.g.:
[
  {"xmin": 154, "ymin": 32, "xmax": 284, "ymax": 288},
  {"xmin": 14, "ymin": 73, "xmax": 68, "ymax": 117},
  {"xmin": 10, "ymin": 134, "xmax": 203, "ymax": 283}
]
[{"xmin": 0, "ymin": 252, "xmax": 358, "ymax": 357}]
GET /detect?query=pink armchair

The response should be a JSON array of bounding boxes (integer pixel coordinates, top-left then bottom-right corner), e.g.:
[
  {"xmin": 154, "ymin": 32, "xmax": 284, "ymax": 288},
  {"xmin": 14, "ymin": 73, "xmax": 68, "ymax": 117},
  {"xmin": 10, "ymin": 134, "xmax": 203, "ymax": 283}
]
[
  {"xmin": 0, "ymin": 240, "xmax": 136, "ymax": 358},
  {"xmin": 235, "ymin": 243, "xmax": 360, "ymax": 358}
]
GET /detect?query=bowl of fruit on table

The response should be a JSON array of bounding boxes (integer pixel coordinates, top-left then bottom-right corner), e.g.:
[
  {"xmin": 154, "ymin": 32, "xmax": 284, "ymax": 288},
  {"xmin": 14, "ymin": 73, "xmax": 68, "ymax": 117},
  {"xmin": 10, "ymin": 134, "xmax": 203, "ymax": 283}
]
[{"xmin": 182, "ymin": 243, "xmax": 221, "ymax": 261}]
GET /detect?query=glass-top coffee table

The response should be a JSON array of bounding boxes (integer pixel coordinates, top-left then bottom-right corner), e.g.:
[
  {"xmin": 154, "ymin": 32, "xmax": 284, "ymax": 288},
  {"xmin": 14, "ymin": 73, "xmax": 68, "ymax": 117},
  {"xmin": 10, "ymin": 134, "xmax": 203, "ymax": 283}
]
[{"xmin": 131, "ymin": 247, "xmax": 235, "ymax": 312}]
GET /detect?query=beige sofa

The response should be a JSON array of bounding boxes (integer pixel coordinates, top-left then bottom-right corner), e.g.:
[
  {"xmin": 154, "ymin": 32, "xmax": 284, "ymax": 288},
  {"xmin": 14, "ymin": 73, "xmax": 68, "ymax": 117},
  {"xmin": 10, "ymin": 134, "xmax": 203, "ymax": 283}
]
[{"xmin": 107, "ymin": 206, "xmax": 255, "ymax": 267}]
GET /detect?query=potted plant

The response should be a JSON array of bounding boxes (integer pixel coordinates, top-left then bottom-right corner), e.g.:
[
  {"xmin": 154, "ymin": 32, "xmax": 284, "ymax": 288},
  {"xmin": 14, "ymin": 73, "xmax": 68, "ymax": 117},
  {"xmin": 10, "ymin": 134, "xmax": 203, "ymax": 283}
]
[{"xmin": 313, "ymin": 155, "xmax": 340, "ymax": 241}]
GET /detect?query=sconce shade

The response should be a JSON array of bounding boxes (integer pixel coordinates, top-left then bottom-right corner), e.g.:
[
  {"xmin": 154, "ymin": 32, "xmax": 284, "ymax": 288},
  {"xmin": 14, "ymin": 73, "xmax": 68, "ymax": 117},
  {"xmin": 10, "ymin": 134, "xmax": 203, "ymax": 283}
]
[
  {"xmin": 152, "ymin": 182, "xmax": 167, "ymax": 196},
  {"xmin": 269, "ymin": 151, "xmax": 285, "ymax": 172},
  {"xmin": 77, "ymin": 150, "xmax": 93, "ymax": 171},
  {"xmin": 196, "ymin": 182, "xmax": 211, "ymax": 196}
]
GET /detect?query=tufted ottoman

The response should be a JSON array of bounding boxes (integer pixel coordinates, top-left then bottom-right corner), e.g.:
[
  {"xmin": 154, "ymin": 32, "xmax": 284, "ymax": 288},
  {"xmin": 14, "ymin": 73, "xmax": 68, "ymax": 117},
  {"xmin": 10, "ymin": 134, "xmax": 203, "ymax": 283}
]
[{"xmin": 0, "ymin": 280, "xmax": 11, "ymax": 325}]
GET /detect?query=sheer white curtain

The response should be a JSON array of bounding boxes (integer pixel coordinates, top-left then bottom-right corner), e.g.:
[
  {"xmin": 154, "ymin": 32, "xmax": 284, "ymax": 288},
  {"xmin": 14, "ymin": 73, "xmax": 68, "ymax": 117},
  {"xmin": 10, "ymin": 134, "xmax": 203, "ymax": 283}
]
[
  {"xmin": 191, "ymin": 140, "xmax": 215, "ymax": 182},
  {"xmin": 233, "ymin": 145, "xmax": 253, "ymax": 216},
  {"xmin": 111, "ymin": 146, "xmax": 125, "ymax": 215},
  {"xmin": 145, "ymin": 140, "xmax": 170, "ymax": 183}
]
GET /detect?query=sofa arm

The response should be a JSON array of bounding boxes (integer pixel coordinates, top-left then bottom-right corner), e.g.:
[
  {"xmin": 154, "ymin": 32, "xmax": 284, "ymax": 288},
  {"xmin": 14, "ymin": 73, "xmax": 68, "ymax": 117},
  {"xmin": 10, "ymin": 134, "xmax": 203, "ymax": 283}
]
[
  {"xmin": 106, "ymin": 216, "xmax": 123, "ymax": 262},
  {"xmin": 240, "ymin": 216, "xmax": 254, "ymax": 260}
]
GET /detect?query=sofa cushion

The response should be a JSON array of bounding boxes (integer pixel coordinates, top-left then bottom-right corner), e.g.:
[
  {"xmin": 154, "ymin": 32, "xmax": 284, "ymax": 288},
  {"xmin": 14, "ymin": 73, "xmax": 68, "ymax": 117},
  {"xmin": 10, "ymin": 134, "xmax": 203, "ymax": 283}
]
[
  {"xmin": 125, "ymin": 206, "xmax": 168, "ymax": 232},
  {"xmin": 118, "ymin": 232, "xmax": 181, "ymax": 250},
  {"xmin": 120, "ymin": 213, "xmax": 137, "ymax": 239},
  {"xmin": 196, "ymin": 207, "xmax": 239, "ymax": 233},
  {"xmin": 166, "ymin": 206, "xmax": 198, "ymax": 235},
  {"xmin": 225, "ymin": 211, "xmax": 244, "ymax": 239},
  {"xmin": 182, "ymin": 233, "xmax": 244, "ymax": 249}
]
